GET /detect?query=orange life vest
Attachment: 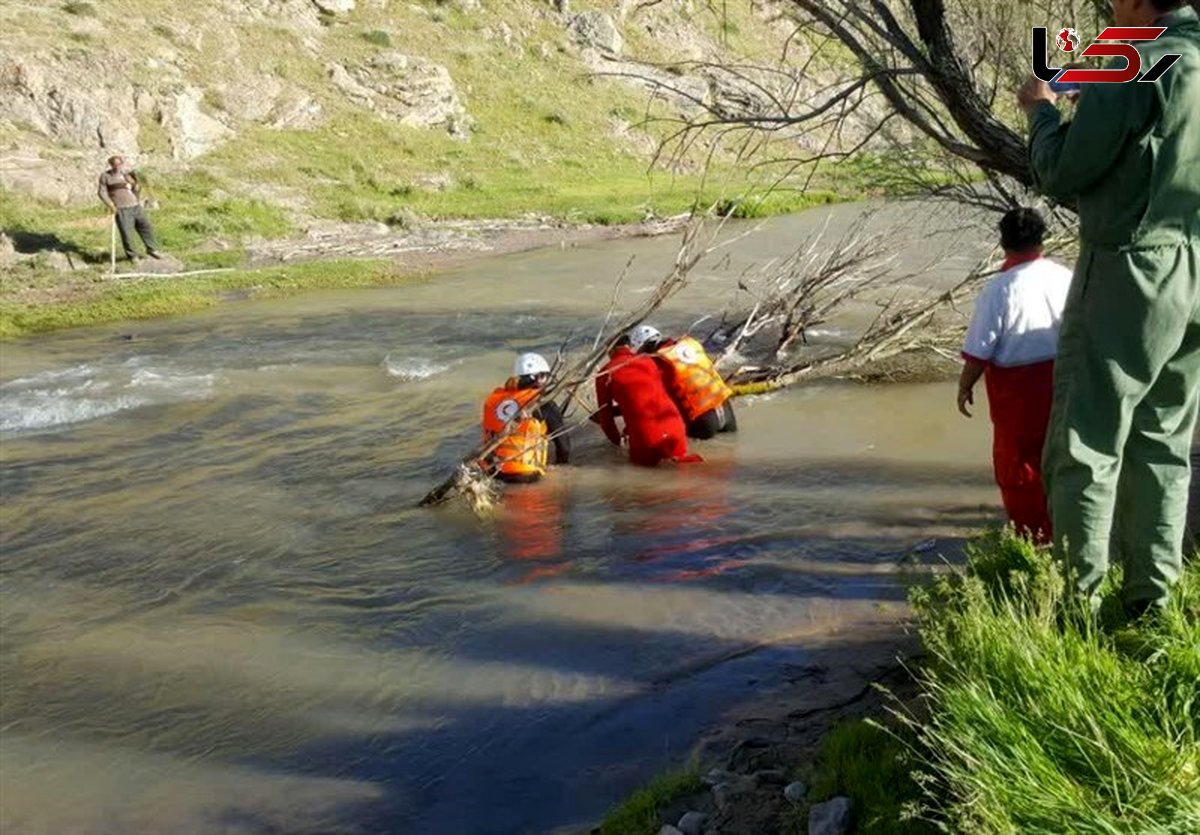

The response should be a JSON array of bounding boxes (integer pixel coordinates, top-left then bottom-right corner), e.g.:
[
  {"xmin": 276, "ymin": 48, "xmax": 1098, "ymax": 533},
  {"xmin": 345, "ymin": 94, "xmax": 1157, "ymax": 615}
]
[
  {"xmin": 481, "ymin": 381, "xmax": 549, "ymax": 478},
  {"xmin": 657, "ymin": 336, "xmax": 733, "ymax": 421}
]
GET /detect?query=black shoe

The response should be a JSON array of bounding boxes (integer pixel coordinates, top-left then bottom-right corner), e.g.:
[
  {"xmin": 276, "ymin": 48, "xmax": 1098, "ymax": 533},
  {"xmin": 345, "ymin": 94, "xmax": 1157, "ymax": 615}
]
[{"xmin": 147, "ymin": 250, "xmax": 164, "ymax": 260}]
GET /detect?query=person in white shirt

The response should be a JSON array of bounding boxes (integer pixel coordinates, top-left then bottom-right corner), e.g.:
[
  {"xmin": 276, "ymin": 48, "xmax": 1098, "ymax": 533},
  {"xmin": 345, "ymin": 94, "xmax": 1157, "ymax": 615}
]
[{"xmin": 958, "ymin": 208, "xmax": 1072, "ymax": 542}]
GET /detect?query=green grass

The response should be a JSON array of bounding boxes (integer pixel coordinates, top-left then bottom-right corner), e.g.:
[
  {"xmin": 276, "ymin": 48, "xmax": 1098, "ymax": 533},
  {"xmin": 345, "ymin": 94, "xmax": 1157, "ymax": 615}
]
[
  {"xmin": 803, "ymin": 720, "xmax": 934, "ymax": 835},
  {"xmin": 598, "ymin": 769, "xmax": 702, "ymax": 835},
  {"xmin": 606, "ymin": 530, "xmax": 1199, "ymax": 834},
  {"xmin": 0, "ymin": 177, "xmax": 292, "ymax": 270},
  {"xmin": 2, "ymin": 0, "xmax": 888, "ymax": 338},
  {"xmin": 906, "ymin": 529, "xmax": 1200, "ymax": 833},
  {"xmin": 0, "ymin": 259, "xmax": 411, "ymax": 338}
]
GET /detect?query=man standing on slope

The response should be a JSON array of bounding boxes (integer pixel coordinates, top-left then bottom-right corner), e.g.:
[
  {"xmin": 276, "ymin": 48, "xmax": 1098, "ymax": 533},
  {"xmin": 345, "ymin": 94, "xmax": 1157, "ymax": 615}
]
[
  {"xmin": 1019, "ymin": 0, "xmax": 1200, "ymax": 615},
  {"xmin": 594, "ymin": 337, "xmax": 701, "ymax": 467},
  {"xmin": 97, "ymin": 155, "xmax": 163, "ymax": 262},
  {"xmin": 958, "ymin": 208, "xmax": 1072, "ymax": 543},
  {"xmin": 629, "ymin": 325, "xmax": 737, "ymax": 440}
]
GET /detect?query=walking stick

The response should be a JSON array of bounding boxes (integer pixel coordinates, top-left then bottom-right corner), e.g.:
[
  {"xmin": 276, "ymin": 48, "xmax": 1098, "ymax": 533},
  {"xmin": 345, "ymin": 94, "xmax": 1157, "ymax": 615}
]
[{"xmin": 109, "ymin": 212, "xmax": 117, "ymax": 276}]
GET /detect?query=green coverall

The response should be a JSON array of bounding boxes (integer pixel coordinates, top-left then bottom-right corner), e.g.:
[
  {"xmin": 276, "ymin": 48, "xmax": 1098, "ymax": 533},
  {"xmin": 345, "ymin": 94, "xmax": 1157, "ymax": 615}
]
[{"xmin": 1028, "ymin": 6, "xmax": 1200, "ymax": 611}]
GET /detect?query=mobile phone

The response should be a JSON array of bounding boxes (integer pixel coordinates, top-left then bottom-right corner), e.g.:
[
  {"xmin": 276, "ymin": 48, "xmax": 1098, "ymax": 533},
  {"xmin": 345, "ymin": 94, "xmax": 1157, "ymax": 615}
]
[{"xmin": 1049, "ymin": 78, "xmax": 1082, "ymax": 94}]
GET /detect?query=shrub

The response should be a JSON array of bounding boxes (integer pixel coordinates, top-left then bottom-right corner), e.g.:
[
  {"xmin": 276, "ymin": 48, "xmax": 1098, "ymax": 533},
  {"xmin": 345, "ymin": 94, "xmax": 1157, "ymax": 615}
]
[
  {"xmin": 362, "ymin": 29, "xmax": 392, "ymax": 47},
  {"xmin": 63, "ymin": 1, "xmax": 97, "ymax": 16}
]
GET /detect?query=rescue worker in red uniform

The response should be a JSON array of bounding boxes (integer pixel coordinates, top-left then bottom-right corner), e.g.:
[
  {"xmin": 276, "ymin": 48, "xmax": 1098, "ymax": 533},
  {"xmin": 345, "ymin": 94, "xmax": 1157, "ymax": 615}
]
[
  {"xmin": 629, "ymin": 325, "xmax": 737, "ymax": 440},
  {"xmin": 957, "ymin": 208, "xmax": 1072, "ymax": 543},
  {"xmin": 594, "ymin": 337, "xmax": 701, "ymax": 467},
  {"xmin": 481, "ymin": 353, "xmax": 570, "ymax": 484}
]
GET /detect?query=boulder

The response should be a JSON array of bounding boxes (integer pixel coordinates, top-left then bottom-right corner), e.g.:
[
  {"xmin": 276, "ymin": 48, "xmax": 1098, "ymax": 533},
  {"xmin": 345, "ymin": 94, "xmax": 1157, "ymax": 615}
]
[
  {"xmin": 269, "ymin": 92, "xmax": 324, "ymax": 129},
  {"xmin": 161, "ymin": 87, "xmax": 234, "ymax": 159},
  {"xmin": 214, "ymin": 76, "xmax": 284, "ymax": 122},
  {"xmin": 328, "ymin": 57, "xmax": 472, "ymax": 137},
  {"xmin": 567, "ymin": 11, "xmax": 623, "ymax": 55},
  {"xmin": 0, "ymin": 150, "xmax": 89, "ymax": 204},
  {"xmin": 42, "ymin": 249, "xmax": 78, "ymax": 272},
  {"xmin": 327, "ymin": 61, "xmax": 375, "ymax": 104},
  {"xmin": 658, "ymin": 827, "xmax": 684, "ymax": 835},
  {"xmin": 676, "ymin": 811, "xmax": 707, "ymax": 835},
  {"xmin": 226, "ymin": 0, "xmax": 322, "ymax": 27},
  {"xmin": 370, "ymin": 51, "xmax": 410, "ymax": 71},
  {"xmin": 0, "ymin": 57, "xmax": 140, "ymax": 153},
  {"xmin": 711, "ymin": 776, "xmax": 756, "ymax": 812},
  {"xmin": 808, "ymin": 796, "xmax": 853, "ymax": 835},
  {"xmin": 784, "ymin": 781, "xmax": 808, "ymax": 803}
]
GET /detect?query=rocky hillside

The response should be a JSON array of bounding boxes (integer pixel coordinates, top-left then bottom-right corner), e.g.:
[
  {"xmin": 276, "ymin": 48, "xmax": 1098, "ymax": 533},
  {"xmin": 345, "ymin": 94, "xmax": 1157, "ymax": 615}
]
[{"xmin": 0, "ymin": 0, "xmax": 861, "ymax": 228}]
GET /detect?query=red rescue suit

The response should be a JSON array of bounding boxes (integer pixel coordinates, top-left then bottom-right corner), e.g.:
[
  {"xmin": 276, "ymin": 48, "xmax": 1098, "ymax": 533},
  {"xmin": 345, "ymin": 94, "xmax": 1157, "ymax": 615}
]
[
  {"xmin": 985, "ymin": 359, "xmax": 1054, "ymax": 543},
  {"xmin": 968, "ymin": 251, "xmax": 1054, "ymax": 543},
  {"xmin": 595, "ymin": 346, "xmax": 697, "ymax": 467}
]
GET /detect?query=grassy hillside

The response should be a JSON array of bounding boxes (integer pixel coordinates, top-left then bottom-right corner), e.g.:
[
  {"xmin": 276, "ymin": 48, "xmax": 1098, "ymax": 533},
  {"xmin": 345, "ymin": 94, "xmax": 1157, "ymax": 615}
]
[
  {"xmin": 0, "ymin": 1, "xmax": 874, "ymax": 335},
  {"xmin": 2, "ymin": 1, "xmax": 842, "ymax": 246}
]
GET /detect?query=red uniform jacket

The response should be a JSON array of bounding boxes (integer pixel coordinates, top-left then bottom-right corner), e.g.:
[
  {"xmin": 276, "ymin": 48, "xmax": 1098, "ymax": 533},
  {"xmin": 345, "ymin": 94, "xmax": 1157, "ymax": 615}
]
[{"xmin": 595, "ymin": 346, "xmax": 692, "ymax": 466}]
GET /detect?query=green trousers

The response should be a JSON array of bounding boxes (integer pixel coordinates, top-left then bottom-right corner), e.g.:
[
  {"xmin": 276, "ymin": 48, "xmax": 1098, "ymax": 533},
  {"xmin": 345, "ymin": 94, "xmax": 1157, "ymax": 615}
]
[{"xmin": 1043, "ymin": 243, "xmax": 1200, "ymax": 609}]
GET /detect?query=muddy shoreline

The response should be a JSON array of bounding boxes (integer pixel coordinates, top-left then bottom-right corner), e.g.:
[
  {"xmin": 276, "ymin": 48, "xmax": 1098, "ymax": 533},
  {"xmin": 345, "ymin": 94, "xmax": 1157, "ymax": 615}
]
[
  {"xmin": 244, "ymin": 214, "xmax": 692, "ymax": 271},
  {"xmin": 0, "ymin": 214, "xmax": 690, "ymax": 315}
]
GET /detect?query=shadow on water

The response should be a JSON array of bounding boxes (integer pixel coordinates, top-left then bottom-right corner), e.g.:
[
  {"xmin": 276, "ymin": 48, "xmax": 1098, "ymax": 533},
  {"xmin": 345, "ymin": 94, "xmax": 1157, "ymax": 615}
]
[{"xmin": 1, "ymin": 445, "xmax": 989, "ymax": 834}]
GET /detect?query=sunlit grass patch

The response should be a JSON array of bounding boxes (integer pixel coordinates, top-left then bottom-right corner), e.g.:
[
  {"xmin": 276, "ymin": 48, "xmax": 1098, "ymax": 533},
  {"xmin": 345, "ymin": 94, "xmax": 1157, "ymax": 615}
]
[
  {"xmin": 599, "ymin": 768, "xmax": 702, "ymax": 835},
  {"xmin": 906, "ymin": 529, "xmax": 1200, "ymax": 833}
]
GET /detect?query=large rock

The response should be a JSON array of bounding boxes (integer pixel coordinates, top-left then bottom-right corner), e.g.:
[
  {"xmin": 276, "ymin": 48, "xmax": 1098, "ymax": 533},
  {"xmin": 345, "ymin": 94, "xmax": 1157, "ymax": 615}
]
[
  {"xmin": 269, "ymin": 92, "xmax": 324, "ymax": 129},
  {"xmin": 214, "ymin": 76, "xmax": 284, "ymax": 122},
  {"xmin": 0, "ymin": 57, "xmax": 139, "ymax": 153},
  {"xmin": 327, "ymin": 56, "xmax": 472, "ymax": 137},
  {"xmin": 225, "ymin": 0, "xmax": 322, "ymax": 26},
  {"xmin": 676, "ymin": 811, "xmax": 707, "ymax": 835},
  {"xmin": 568, "ymin": 11, "xmax": 623, "ymax": 54},
  {"xmin": 327, "ymin": 62, "xmax": 374, "ymax": 105},
  {"xmin": 784, "ymin": 781, "xmax": 808, "ymax": 803},
  {"xmin": 0, "ymin": 151, "xmax": 86, "ymax": 205},
  {"xmin": 160, "ymin": 87, "xmax": 234, "ymax": 159},
  {"xmin": 711, "ymin": 775, "xmax": 756, "ymax": 812},
  {"xmin": 808, "ymin": 796, "xmax": 853, "ymax": 835}
]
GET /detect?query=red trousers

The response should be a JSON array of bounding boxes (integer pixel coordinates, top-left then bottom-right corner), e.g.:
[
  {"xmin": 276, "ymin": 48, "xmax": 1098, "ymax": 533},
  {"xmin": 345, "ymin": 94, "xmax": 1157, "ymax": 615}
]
[{"xmin": 985, "ymin": 360, "xmax": 1054, "ymax": 543}]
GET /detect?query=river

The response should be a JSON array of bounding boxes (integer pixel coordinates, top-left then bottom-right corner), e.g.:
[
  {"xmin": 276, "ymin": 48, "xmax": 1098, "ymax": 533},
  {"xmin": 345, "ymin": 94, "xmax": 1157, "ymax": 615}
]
[{"xmin": 0, "ymin": 204, "xmax": 997, "ymax": 834}]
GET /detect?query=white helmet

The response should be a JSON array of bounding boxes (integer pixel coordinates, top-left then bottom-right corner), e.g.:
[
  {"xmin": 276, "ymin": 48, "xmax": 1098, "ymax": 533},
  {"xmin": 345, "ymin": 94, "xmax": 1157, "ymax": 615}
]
[
  {"xmin": 628, "ymin": 324, "xmax": 662, "ymax": 352},
  {"xmin": 513, "ymin": 352, "xmax": 551, "ymax": 377}
]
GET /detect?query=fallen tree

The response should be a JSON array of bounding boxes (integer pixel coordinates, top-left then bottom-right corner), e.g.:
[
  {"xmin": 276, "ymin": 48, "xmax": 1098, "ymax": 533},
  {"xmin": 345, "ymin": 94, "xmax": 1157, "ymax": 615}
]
[
  {"xmin": 419, "ymin": 218, "xmax": 726, "ymax": 507},
  {"xmin": 419, "ymin": 207, "xmax": 1007, "ymax": 509}
]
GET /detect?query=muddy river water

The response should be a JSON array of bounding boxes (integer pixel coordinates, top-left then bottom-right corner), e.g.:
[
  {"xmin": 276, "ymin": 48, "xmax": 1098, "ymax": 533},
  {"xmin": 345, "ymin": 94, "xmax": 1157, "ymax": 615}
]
[{"xmin": 0, "ymin": 204, "xmax": 999, "ymax": 834}]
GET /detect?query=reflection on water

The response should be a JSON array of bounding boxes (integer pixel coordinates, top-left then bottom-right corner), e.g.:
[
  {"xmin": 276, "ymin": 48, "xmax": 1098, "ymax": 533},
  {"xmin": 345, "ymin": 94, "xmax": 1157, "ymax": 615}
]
[{"xmin": 0, "ymin": 206, "xmax": 995, "ymax": 834}]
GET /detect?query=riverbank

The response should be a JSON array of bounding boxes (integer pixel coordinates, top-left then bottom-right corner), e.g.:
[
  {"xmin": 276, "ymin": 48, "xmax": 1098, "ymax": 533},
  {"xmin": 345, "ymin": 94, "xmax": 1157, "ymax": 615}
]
[
  {"xmin": 598, "ymin": 530, "xmax": 1200, "ymax": 835},
  {"xmin": 0, "ymin": 211, "xmax": 701, "ymax": 339}
]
